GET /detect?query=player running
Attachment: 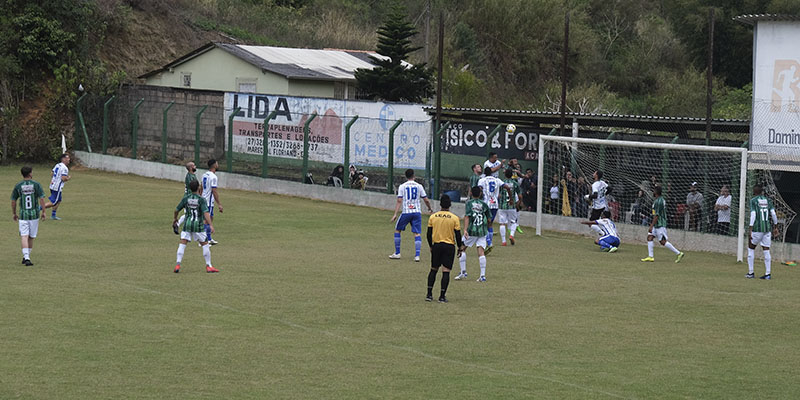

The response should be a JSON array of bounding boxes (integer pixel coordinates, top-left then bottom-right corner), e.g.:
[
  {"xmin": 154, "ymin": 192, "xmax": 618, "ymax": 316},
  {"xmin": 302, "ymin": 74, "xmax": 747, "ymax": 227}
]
[
  {"xmin": 641, "ymin": 185, "xmax": 685, "ymax": 263},
  {"xmin": 174, "ymin": 161, "xmax": 199, "ymax": 234},
  {"xmin": 498, "ymin": 168, "xmax": 521, "ymax": 246},
  {"xmin": 746, "ymin": 184, "xmax": 779, "ymax": 280},
  {"xmin": 477, "ymin": 166, "xmax": 511, "ymax": 251},
  {"xmin": 584, "ymin": 170, "xmax": 608, "ymax": 236},
  {"xmin": 173, "ymin": 180, "xmax": 217, "ymax": 273},
  {"xmin": 201, "ymin": 159, "xmax": 223, "ymax": 245},
  {"xmin": 43, "ymin": 153, "xmax": 71, "ymax": 220},
  {"xmin": 11, "ymin": 166, "xmax": 47, "ymax": 266},
  {"xmin": 455, "ymin": 186, "xmax": 492, "ymax": 282},
  {"xmin": 390, "ymin": 169, "xmax": 433, "ymax": 262},
  {"xmin": 580, "ymin": 210, "xmax": 620, "ymax": 253},
  {"xmin": 425, "ymin": 194, "xmax": 464, "ymax": 303}
]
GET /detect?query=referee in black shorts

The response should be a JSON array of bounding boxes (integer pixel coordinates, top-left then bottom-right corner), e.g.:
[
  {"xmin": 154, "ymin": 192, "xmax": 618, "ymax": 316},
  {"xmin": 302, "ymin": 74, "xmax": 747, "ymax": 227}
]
[{"xmin": 426, "ymin": 194, "xmax": 464, "ymax": 303}]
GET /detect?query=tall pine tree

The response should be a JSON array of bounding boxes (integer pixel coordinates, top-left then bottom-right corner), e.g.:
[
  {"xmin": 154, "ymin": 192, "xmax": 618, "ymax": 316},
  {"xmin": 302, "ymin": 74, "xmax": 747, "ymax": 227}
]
[{"xmin": 355, "ymin": 6, "xmax": 433, "ymax": 103}]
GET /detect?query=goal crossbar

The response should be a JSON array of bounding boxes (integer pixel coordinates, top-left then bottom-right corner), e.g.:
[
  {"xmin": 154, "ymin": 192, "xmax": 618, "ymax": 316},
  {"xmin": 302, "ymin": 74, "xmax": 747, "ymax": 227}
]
[{"xmin": 536, "ymin": 135, "xmax": 748, "ymax": 262}]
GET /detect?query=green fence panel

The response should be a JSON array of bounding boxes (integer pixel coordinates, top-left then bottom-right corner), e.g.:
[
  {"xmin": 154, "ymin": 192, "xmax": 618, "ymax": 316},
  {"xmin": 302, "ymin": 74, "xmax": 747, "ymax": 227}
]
[
  {"xmin": 386, "ymin": 119, "xmax": 403, "ymax": 194},
  {"xmin": 162, "ymin": 101, "xmax": 175, "ymax": 163},
  {"xmin": 102, "ymin": 96, "xmax": 115, "ymax": 154}
]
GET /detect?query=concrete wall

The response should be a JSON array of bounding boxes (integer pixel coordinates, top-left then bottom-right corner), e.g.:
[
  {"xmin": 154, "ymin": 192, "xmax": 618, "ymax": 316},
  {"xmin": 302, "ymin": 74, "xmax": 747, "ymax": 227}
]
[
  {"xmin": 288, "ymin": 79, "xmax": 335, "ymax": 98},
  {"xmin": 75, "ymin": 151, "xmax": 800, "ymax": 260}
]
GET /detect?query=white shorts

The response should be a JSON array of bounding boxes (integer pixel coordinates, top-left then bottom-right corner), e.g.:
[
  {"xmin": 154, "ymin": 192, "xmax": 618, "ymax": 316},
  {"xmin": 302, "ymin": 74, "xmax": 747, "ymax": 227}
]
[
  {"xmin": 651, "ymin": 227, "xmax": 668, "ymax": 241},
  {"xmin": 463, "ymin": 235, "xmax": 487, "ymax": 249},
  {"xmin": 181, "ymin": 231, "xmax": 208, "ymax": 243},
  {"xmin": 497, "ymin": 209, "xmax": 518, "ymax": 225},
  {"xmin": 19, "ymin": 219, "xmax": 40, "ymax": 238},
  {"xmin": 750, "ymin": 231, "xmax": 772, "ymax": 248}
]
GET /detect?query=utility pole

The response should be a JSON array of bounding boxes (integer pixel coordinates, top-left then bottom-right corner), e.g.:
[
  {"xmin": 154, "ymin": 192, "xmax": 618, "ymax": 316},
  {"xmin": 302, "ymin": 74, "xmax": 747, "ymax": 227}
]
[
  {"xmin": 560, "ymin": 12, "xmax": 569, "ymax": 136},
  {"xmin": 434, "ymin": 10, "xmax": 445, "ymax": 197},
  {"xmin": 705, "ymin": 8, "xmax": 715, "ymax": 145},
  {"xmin": 424, "ymin": 0, "xmax": 431, "ymax": 64}
]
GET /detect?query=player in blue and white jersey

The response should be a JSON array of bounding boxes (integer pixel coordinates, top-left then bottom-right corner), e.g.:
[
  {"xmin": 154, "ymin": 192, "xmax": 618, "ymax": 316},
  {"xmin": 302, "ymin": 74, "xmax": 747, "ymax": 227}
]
[
  {"xmin": 43, "ymin": 153, "xmax": 71, "ymax": 220},
  {"xmin": 390, "ymin": 169, "xmax": 433, "ymax": 262},
  {"xmin": 477, "ymin": 166, "xmax": 511, "ymax": 251},
  {"xmin": 580, "ymin": 210, "xmax": 620, "ymax": 253},
  {"xmin": 201, "ymin": 159, "xmax": 223, "ymax": 245}
]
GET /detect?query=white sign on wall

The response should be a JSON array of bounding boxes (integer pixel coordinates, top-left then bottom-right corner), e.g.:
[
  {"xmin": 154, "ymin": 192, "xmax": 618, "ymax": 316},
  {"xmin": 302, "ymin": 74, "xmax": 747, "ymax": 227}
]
[
  {"xmin": 223, "ymin": 93, "xmax": 431, "ymax": 170},
  {"xmin": 751, "ymin": 21, "xmax": 800, "ymax": 170}
]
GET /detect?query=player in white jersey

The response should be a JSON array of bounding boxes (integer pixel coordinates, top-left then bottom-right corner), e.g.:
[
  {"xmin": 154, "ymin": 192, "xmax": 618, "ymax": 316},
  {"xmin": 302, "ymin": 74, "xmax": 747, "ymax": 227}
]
[
  {"xmin": 390, "ymin": 169, "xmax": 433, "ymax": 262},
  {"xmin": 580, "ymin": 210, "xmax": 620, "ymax": 252},
  {"xmin": 584, "ymin": 170, "xmax": 609, "ymax": 235},
  {"xmin": 201, "ymin": 159, "xmax": 223, "ymax": 245},
  {"xmin": 483, "ymin": 152, "xmax": 504, "ymax": 177},
  {"xmin": 477, "ymin": 166, "xmax": 511, "ymax": 250},
  {"xmin": 43, "ymin": 153, "xmax": 71, "ymax": 220}
]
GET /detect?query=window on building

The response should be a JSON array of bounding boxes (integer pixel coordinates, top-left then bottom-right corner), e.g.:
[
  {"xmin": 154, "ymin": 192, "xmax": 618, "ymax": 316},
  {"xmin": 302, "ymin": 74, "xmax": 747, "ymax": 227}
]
[
  {"xmin": 181, "ymin": 73, "xmax": 191, "ymax": 88},
  {"xmin": 334, "ymin": 82, "xmax": 346, "ymax": 99},
  {"xmin": 237, "ymin": 79, "xmax": 257, "ymax": 93}
]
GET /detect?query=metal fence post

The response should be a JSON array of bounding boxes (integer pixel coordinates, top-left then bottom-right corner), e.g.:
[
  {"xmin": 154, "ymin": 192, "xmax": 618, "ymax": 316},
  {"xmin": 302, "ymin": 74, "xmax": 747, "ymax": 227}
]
[
  {"xmin": 227, "ymin": 107, "xmax": 242, "ymax": 173},
  {"xmin": 76, "ymin": 93, "xmax": 91, "ymax": 152},
  {"xmin": 262, "ymin": 110, "xmax": 277, "ymax": 178},
  {"xmin": 302, "ymin": 113, "xmax": 318, "ymax": 182},
  {"xmin": 102, "ymin": 96, "xmax": 115, "ymax": 154},
  {"xmin": 433, "ymin": 121, "xmax": 450, "ymax": 198},
  {"xmin": 195, "ymin": 105, "xmax": 208, "ymax": 166},
  {"xmin": 131, "ymin": 98, "xmax": 144, "ymax": 159},
  {"xmin": 661, "ymin": 136, "xmax": 680, "ymax": 194},
  {"xmin": 162, "ymin": 101, "xmax": 175, "ymax": 163},
  {"xmin": 387, "ymin": 119, "xmax": 403, "ymax": 194},
  {"xmin": 343, "ymin": 116, "xmax": 359, "ymax": 188},
  {"xmin": 485, "ymin": 124, "xmax": 503, "ymax": 159}
]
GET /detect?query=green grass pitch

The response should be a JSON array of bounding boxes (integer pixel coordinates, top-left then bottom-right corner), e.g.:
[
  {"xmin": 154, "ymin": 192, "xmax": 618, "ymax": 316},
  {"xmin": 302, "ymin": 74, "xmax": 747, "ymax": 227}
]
[{"xmin": 1, "ymin": 164, "xmax": 799, "ymax": 399}]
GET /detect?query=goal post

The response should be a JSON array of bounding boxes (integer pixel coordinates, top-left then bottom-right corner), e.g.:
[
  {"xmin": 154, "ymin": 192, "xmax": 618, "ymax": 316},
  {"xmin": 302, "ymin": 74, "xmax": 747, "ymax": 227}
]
[{"xmin": 536, "ymin": 135, "xmax": 748, "ymax": 262}]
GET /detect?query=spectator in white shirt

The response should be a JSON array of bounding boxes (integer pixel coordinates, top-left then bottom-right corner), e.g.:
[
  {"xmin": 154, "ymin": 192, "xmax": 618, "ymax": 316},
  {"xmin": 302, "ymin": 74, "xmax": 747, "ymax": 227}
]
[{"xmin": 714, "ymin": 185, "xmax": 732, "ymax": 235}]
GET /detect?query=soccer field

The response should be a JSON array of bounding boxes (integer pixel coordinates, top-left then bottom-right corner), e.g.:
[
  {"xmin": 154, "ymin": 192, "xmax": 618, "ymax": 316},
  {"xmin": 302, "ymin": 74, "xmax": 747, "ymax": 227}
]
[{"xmin": 2, "ymin": 165, "xmax": 799, "ymax": 399}]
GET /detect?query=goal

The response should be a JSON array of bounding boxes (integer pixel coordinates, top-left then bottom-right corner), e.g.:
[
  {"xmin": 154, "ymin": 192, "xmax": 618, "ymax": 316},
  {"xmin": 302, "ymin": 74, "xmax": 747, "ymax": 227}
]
[{"xmin": 536, "ymin": 135, "xmax": 748, "ymax": 261}]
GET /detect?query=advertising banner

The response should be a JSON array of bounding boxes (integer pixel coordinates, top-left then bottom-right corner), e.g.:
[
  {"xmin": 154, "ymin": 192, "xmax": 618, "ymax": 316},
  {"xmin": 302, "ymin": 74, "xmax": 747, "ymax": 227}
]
[{"xmin": 441, "ymin": 121, "xmax": 546, "ymax": 161}]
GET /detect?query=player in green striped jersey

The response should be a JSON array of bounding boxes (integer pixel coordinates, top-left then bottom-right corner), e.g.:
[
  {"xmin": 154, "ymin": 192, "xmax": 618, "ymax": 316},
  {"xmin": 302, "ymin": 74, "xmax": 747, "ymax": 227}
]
[
  {"xmin": 641, "ymin": 185, "xmax": 684, "ymax": 263},
  {"xmin": 173, "ymin": 180, "xmax": 217, "ymax": 273},
  {"xmin": 174, "ymin": 162, "xmax": 199, "ymax": 234},
  {"xmin": 468, "ymin": 164, "xmax": 483, "ymax": 189},
  {"xmin": 456, "ymin": 186, "xmax": 492, "ymax": 282},
  {"xmin": 11, "ymin": 166, "xmax": 47, "ymax": 266},
  {"xmin": 498, "ymin": 168, "xmax": 521, "ymax": 245},
  {"xmin": 746, "ymin": 184, "xmax": 779, "ymax": 280}
]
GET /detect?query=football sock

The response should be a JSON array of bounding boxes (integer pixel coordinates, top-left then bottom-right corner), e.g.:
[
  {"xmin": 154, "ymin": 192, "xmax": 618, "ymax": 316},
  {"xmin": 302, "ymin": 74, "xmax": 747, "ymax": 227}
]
[
  {"xmin": 177, "ymin": 214, "xmax": 185, "ymax": 227},
  {"xmin": 202, "ymin": 244, "xmax": 212, "ymax": 266},
  {"xmin": 459, "ymin": 252, "xmax": 467, "ymax": 274},
  {"xmin": 510, "ymin": 222, "xmax": 518, "ymax": 238},
  {"xmin": 647, "ymin": 241, "xmax": 654, "ymax": 257},
  {"xmin": 176, "ymin": 243, "xmax": 186, "ymax": 264},
  {"xmin": 22, "ymin": 248, "xmax": 30, "ymax": 260},
  {"xmin": 414, "ymin": 236, "xmax": 421, "ymax": 257},
  {"xmin": 487, "ymin": 228, "xmax": 493, "ymax": 246},
  {"xmin": 500, "ymin": 225, "xmax": 506, "ymax": 243},
  {"xmin": 479, "ymin": 255, "xmax": 486, "ymax": 277},
  {"xmin": 747, "ymin": 248, "xmax": 755, "ymax": 273},
  {"xmin": 205, "ymin": 224, "xmax": 212, "ymax": 241},
  {"xmin": 427, "ymin": 269, "xmax": 437, "ymax": 296},
  {"xmin": 664, "ymin": 242, "xmax": 680, "ymax": 255},
  {"xmin": 764, "ymin": 250, "xmax": 771, "ymax": 275},
  {"xmin": 590, "ymin": 225, "xmax": 602, "ymax": 235},
  {"xmin": 441, "ymin": 271, "xmax": 450, "ymax": 296},
  {"xmin": 394, "ymin": 233, "xmax": 401, "ymax": 254},
  {"xmin": 51, "ymin": 210, "xmax": 56, "ymax": 217}
]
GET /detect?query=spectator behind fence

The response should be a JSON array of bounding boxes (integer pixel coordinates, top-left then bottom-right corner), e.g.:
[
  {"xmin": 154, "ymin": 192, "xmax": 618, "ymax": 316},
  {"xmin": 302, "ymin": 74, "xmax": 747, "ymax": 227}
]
[
  {"xmin": 549, "ymin": 174, "xmax": 560, "ymax": 215},
  {"xmin": 686, "ymin": 182, "xmax": 703, "ymax": 231},
  {"xmin": 348, "ymin": 164, "xmax": 357, "ymax": 186},
  {"xmin": 714, "ymin": 185, "xmax": 732, "ymax": 235},
  {"xmin": 565, "ymin": 171, "xmax": 577, "ymax": 217},
  {"xmin": 521, "ymin": 168, "xmax": 536, "ymax": 211},
  {"xmin": 351, "ymin": 170, "xmax": 368, "ymax": 190},
  {"xmin": 575, "ymin": 176, "xmax": 590, "ymax": 218},
  {"xmin": 326, "ymin": 165, "xmax": 345, "ymax": 187}
]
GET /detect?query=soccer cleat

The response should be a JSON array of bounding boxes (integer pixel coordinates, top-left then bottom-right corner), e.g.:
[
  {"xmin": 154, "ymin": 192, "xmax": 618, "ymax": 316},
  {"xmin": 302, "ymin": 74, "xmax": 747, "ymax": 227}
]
[
  {"xmin": 509, "ymin": 236, "xmax": 515, "ymax": 245},
  {"xmin": 484, "ymin": 245, "xmax": 494, "ymax": 256},
  {"xmin": 23, "ymin": 259, "xmax": 33, "ymax": 266},
  {"xmin": 675, "ymin": 252, "xmax": 685, "ymax": 263},
  {"xmin": 21, "ymin": 258, "xmax": 26, "ymax": 265},
  {"xmin": 517, "ymin": 226, "xmax": 524, "ymax": 234},
  {"xmin": 641, "ymin": 257, "xmax": 655, "ymax": 262},
  {"xmin": 438, "ymin": 296, "xmax": 448, "ymax": 303},
  {"xmin": 602, "ymin": 247, "xmax": 610, "ymax": 252},
  {"xmin": 501, "ymin": 242, "xmax": 507, "ymax": 246},
  {"xmin": 389, "ymin": 253, "xmax": 401, "ymax": 260},
  {"xmin": 209, "ymin": 239, "xmax": 219, "ymax": 245},
  {"xmin": 172, "ymin": 222, "xmax": 180, "ymax": 235},
  {"xmin": 414, "ymin": 256, "xmax": 420, "ymax": 262},
  {"xmin": 608, "ymin": 247, "xmax": 618, "ymax": 253},
  {"xmin": 454, "ymin": 272, "xmax": 467, "ymax": 280},
  {"xmin": 206, "ymin": 265, "xmax": 219, "ymax": 273},
  {"xmin": 760, "ymin": 274, "xmax": 771, "ymax": 280},
  {"xmin": 425, "ymin": 294, "xmax": 433, "ymax": 302},
  {"xmin": 477, "ymin": 276, "xmax": 486, "ymax": 282},
  {"xmin": 745, "ymin": 273, "xmax": 755, "ymax": 278},
  {"xmin": 51, "ymin": 216, "xmax": 61, "ymax": 220},
  {"xmin": 174, "ymin": 264, "xmax": 181, "ymax": 273}
]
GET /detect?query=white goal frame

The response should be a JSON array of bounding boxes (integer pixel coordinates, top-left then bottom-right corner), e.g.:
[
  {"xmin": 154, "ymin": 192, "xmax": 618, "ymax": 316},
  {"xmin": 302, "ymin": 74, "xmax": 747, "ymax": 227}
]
[{"xmin": 536, "ymin": 135, "xmax": 748, "ymax": 262}]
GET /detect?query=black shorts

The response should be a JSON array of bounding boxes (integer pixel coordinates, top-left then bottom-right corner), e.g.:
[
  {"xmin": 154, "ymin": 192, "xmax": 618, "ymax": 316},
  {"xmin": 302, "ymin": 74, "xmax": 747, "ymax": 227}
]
[
  {"xmin": 430, "ymin": 242, "xmax": 456, "ymax": 270},
  {"xmin": 590, "ymin": 208, "xmax": 604, "ymax": 220}
]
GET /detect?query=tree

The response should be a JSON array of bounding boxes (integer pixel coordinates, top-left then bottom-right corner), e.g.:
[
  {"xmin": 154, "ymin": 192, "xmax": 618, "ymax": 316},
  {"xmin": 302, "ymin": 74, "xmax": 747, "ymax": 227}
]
[{"xmin": 354, "ymin": 6, "xmax": 433, "ymax": 103}]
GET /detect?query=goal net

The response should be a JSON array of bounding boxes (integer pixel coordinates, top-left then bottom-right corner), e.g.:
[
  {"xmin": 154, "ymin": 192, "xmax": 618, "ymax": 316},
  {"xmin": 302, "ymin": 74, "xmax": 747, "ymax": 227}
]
[
  {"xmin": 747, "ymin": 152, "xmax": 798, "ymax": 263},
  {"xmin": 536, "ymin": 136, "xmax": 748, "ymax": 261}
]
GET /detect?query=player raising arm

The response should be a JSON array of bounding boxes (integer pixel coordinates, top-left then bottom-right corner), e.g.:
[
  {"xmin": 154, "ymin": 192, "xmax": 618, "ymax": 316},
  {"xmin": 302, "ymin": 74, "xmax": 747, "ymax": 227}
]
[
  {"xmin": 746, "ymin": 184, "xmax": 779, "ymax": 280},
  {"xmin": 477, "ymin": 167, "xmax": 512, "ymax": 252},
  {"xmin": 580, "ymin": 210, "xmax": 620, "ymax": 253},
  {"xmin": 641, "ymin": 185, "xmax": 685, "ymax": 263}
]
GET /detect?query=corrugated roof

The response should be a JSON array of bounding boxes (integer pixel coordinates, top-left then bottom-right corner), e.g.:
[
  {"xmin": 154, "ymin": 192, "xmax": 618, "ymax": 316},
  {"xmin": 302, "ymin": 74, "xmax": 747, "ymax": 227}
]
[
  {"xmin": 733, "ymin": 14, "xmax": 800, "ymax": 25},
  {"xmin": 424, "ymin": 107, "xmax": 750, "ymax": 123}
]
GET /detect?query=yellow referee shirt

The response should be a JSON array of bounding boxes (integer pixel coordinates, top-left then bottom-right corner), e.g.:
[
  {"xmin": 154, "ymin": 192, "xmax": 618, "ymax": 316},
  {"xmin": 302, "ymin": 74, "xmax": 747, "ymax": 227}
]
[{"xmin": 428, "ymin": 211, "xmax": 461, "ymax": 245}]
